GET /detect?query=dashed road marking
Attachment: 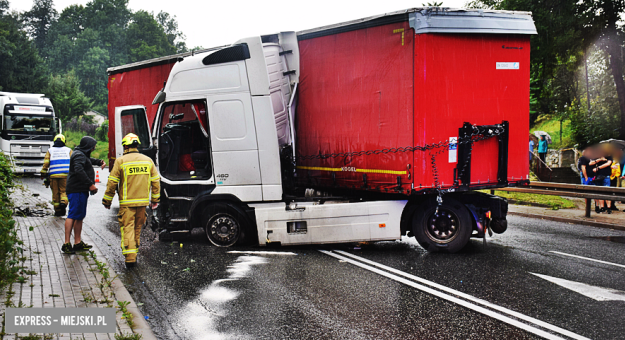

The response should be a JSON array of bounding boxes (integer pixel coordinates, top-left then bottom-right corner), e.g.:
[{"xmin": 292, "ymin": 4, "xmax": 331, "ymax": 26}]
[{"xmin": 550, "ymin": 251, "xmax": 625, "ymax": 269}]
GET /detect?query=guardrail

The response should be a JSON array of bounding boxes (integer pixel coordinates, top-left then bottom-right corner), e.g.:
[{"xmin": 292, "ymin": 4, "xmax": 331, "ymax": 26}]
[{"xmin": 492, "ymin": 182, "xmax": 625, "ymax": 217}]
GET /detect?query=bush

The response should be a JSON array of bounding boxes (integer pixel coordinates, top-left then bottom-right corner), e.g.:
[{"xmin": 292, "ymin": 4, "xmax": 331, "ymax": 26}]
[
  {"xmin": 95, "ymin": 120, "xmax": 109, "ymax": 142},
  {"xmin": 64, "ymin": 116, "xmax": 99, "ymax": 137},
  {"xmin": 0, "ymin": 152, "xmax": 22, "ymax": 294}
]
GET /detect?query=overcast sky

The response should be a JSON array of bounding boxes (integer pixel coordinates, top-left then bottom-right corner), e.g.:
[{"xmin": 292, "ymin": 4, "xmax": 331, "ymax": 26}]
[{"xmin": 11, "ymin": 0, "xmax": 469, "ymax": 48}]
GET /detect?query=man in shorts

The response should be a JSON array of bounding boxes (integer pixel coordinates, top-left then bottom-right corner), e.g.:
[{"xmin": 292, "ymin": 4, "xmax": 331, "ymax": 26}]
[{"xmin": 61, "ymin": 136, "xmax": 106, "ymax": 254}]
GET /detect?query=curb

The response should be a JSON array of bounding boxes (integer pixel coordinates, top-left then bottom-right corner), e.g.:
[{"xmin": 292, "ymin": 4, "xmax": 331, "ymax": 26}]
[
  {"xmin": 508, "ymin": 211, "xmax": 625, "ymax": 231},
  {"xmin": 83, "ymin": 232, "xmax": 158, "ymax": 340}
]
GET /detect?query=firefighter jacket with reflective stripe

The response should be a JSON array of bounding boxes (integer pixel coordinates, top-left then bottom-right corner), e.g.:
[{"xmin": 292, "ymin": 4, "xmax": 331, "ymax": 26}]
[
  {"xmin": 41, "ymin": 147, "xmax": 72, "ymax": 178},
  {"xmin": 102, "ymin": 149, "xmax": 160, "ymax": 207}
]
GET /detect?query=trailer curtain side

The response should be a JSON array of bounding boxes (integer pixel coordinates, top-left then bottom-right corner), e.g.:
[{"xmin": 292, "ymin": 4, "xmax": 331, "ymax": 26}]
[{"xmin": 296, "ymin": 15, "xmax": 531, "ymax": 194}]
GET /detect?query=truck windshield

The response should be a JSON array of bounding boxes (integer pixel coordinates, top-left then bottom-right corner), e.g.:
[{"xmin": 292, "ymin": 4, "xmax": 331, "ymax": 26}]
[{"xmin": 2, "ymin": 114, "xmax": 56, "ymax": 140}]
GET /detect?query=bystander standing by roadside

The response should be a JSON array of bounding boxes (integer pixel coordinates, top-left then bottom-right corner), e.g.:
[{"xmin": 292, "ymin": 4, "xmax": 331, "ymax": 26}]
[
  {"xmin": 529, "ymin": 137, "xmax": 535, "ymax": 165},
  {"xmin": 609, "ymin": 154, "xmax": 621, "ymax": 211},
  {"xmin": 61, "ymin": 136, "xmax": 106, "ymax": 254},
  {"xmin": 578, "ymin": 148, "xmax": 594, "ymax": 185},
  {"xmin": 592, "ymin": 145, "xmax": 613, "ymax": 214},
  {"xmin": 538, "ymin": 135, "xmax": 548, "ymax": 164}
]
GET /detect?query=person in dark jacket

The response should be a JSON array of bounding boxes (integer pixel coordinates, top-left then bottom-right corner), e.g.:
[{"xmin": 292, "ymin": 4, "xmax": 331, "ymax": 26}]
[{"xmin": 61, "ymin": 136, "xmax": 106, "ymax": 254}]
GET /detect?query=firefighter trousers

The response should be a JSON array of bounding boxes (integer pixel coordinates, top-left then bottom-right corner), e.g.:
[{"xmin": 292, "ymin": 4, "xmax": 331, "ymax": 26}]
[
  {"xmin": 49, "ymin": 178, "xmax": 67, "ymax": 214},
  {"xmin": 118, "ymin": 206, "xmax": 146, "ymax": 263}
]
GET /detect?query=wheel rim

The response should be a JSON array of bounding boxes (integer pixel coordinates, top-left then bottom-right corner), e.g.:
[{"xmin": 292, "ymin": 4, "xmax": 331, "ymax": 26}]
[
  {"xmin": 425, "ymin": 208, "xmax": 460, "ymax": 244},
  {"xmin": 206, "ymin": 213, "xmax": 240, "ymax": 247}
]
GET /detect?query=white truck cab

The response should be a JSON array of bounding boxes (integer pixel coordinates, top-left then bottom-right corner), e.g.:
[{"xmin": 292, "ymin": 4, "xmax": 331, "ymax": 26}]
[
  {"xmin": 0, "ymin": 92, "xmax": 61, "ymax": 173},
  {"xmin": 115, "ymin": 32, "xmax": 405, "ymax": 247}
]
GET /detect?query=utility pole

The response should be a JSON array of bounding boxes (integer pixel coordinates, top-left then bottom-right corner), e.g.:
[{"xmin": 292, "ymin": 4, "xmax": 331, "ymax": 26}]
[{"xmin": 585, "ymin": 53, "xmax": 591, "ymax": 114}]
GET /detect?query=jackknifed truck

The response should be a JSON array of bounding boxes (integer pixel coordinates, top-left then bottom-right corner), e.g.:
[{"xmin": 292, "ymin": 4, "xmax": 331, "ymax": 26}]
[{"xmin": 107, "ymin": 7, "xmax": 537, "ymax": 252}]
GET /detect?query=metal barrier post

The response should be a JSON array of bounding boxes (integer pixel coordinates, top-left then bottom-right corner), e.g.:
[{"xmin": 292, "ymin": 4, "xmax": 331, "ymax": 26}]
[{"xmin": 585, "ymin": 198, "xmax": 591, "ymax": 218}]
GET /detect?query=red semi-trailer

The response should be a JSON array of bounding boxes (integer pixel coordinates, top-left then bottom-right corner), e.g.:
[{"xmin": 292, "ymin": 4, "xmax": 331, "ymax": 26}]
[
  {"xmin": 107, "ymin": 8, "xmax": 536, "ymax": 252},
  {"xmin": 296, "ymin": 15, "xmax": 531, "ymax": 193}
]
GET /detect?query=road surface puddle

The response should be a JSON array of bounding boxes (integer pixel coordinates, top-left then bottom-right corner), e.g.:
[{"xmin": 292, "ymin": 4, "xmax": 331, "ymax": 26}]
[{"xmin": 174, "ymin": 255, "xmax": 267, "ymax": 340}]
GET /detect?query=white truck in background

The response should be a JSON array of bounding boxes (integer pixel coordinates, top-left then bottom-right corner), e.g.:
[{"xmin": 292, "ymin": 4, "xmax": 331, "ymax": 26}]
[{"xmin": 0, "ymin": 92, "xmax": 61, "ymax": 174}]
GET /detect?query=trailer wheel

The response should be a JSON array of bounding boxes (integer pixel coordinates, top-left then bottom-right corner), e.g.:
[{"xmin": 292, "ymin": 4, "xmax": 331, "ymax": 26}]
[
  {"xmin": 202, "ymin": 203, "xmax": 247, "ymax": 247},
  {"xmin": 412, "ymin": 198, "xmax": 472, "ymax": 253}
]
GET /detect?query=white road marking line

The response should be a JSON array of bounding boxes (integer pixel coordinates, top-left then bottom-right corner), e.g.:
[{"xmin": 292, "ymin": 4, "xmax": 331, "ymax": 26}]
[
  {"xmin": 549, "ymin": 251, "xmax": 625, "ymax": 269},
  {"xmin": 332, "ymin": 250, "xmax": 590, "ymax": 340},
  {"xmin": 531, "ymin": 273, "xmax": 625, "ymax": 302},
  {"xmin": 226, "ymin": 251, "xmax": 297, "ymax": 255},
  {"xmin": 319, "ymin": 250, "xmax": 567, "ymax": 340}
]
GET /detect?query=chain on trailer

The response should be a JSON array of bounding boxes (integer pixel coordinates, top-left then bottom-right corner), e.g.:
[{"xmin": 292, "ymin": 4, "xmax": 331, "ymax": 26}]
[{"xmin": 292, "ymin": 123, "xmax": 506, "ymax": 207}]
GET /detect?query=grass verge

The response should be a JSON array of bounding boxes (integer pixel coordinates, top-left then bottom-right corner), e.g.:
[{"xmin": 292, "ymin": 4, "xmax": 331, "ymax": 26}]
[
  {"xmin": 485, "ymin": 190, "xmax": 577, "ymax": 210},
  {"xmin": 530, "ymin": 115, "xmax": 573, "ymax": 149},
  {"xmin": 63, "ymin": 130, "xmax": 108, "ymax": 160}
]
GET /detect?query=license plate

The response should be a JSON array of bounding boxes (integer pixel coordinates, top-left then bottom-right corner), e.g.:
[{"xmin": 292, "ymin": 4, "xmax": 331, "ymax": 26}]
[{"xmin": 24, "ymin": 169, "xmax": 35, "ymax": 173}]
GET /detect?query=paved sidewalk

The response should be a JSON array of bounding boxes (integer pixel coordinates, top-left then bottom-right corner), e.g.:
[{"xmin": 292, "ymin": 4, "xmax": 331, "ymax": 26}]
[
  {"xmin": 509, "ymin": 203, "xmax": 625, "ymax": 230},
  {"xmin": 1, "ymin": 189, "xmax": 155, "ymax": 340}
]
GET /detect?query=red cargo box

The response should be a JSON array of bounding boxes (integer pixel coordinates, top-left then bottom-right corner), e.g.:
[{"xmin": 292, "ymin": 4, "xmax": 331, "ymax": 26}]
[
  {"xmin": 107, "ymin": 60, "xmax": 176, "ymax": 165},
  {"xmin": 295, "ymin": 9, "xmax": 535, "ymax": 195}
]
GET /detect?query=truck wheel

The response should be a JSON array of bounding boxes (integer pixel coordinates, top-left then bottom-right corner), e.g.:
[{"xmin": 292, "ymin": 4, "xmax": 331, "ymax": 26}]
[
  {"xmin": 203, "ymin": 203, "xmax": 247, "ymax": 247},
  {"xmin": 412, "ymin": 198, "xmax": 472, "ymax": 253}
]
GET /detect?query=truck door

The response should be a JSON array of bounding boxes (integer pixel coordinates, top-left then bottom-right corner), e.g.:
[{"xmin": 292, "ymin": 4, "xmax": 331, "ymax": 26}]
[{"xmin": 114, "ymin": 105, "xmax": 155, "ymax": 162}]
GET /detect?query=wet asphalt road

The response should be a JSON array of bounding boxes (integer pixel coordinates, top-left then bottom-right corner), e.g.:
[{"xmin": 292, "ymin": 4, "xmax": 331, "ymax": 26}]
[{"xmin": 22, "ymin": 174, "xmax": 625, "ymax": 340}]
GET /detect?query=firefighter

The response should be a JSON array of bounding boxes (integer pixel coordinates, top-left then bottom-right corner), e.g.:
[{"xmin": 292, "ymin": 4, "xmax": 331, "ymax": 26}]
[
  {"xmin": 102, "ymin": 133, "xmax": 160, "ymax": 268},
  {"xmin": 41, "ymin": 134, "xmax": 72, "ymax": 216}
]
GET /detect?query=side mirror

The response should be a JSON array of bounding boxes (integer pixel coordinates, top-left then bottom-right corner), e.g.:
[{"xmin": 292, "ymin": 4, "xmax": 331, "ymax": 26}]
[{"xmin": 152, "ymin": 90, "xmax": 166, "ymax": 105}]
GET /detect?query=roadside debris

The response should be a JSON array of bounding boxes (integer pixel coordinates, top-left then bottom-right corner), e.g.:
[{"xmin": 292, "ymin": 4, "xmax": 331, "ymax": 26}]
[{"xmin": 13, "ymin": 206, "xmax": 50, "ymax": 217}]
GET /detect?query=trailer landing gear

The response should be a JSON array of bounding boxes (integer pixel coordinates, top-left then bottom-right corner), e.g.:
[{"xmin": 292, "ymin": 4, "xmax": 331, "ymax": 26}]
[{"xmin": 412, "ymin": 198, "xmax": 472, "ymax": 253}]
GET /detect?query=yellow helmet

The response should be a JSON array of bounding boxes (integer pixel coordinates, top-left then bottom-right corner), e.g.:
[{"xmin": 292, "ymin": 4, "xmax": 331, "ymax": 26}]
[
  {"xmin": 121, "ymin": 133, "xmax": 141, "ymax": 146},
  {"xmin": 54, "ymin": 134, "xmax": 65, "ymax": 143}
]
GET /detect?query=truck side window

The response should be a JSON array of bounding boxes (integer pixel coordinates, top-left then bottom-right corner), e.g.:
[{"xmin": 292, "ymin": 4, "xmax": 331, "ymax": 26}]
[
  {"xmin": 120, "ymin": 109, "xmax": 151, "ymax": 148},
  {"xmin": 158, "ymin": 100, "xmax": 212, "ymax": 181}
]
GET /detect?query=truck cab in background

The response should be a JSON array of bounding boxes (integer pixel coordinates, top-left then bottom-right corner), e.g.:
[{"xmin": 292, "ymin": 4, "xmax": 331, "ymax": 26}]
[{"xmin": 0, "ymin": 92, "xmax": 61, "ymax": 174}]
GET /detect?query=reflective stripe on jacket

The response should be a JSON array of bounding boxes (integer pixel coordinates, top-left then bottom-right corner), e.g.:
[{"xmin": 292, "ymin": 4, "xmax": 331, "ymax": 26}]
[
  {"xmin": 102, "ymin": 149, "xmax": 160, "ymax": 207},
  {"xmin": 41, "ymin": 147, "xmax": 72, "ymax": 178}
]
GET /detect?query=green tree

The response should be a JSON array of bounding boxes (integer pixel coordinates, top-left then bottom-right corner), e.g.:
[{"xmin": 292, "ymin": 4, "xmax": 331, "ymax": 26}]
[
  {"xmin": 0, "ymin": 0, "xmax": 9, "ymax": 16},
  {"xmin": 46, "ymin": 69, "xmax": 92, "ymax": 121},
  {"xmin": 583, "ymin": 0, "xmax": 625, "ymax": 139},
  {"xmin": 22, "ymin": 0, "xmax": 58, "ymax": 51},
  {"xmin": 467, "ymin": 0, "xmax": 583, "ymax": 121},
  {"xmin": 0, "ymin": 11, "xmax": 48, "ymax": 92},
  {"xmin": 127, "ymin": 10, "xmax": 175, "ymax": 62},
  {"xmin": 156, "ymin": 10, "xmax": 187, "ymax": 53},
  {"xmin": 76, "ymin": 46, "xmax": 110, "ymax": 110}
]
